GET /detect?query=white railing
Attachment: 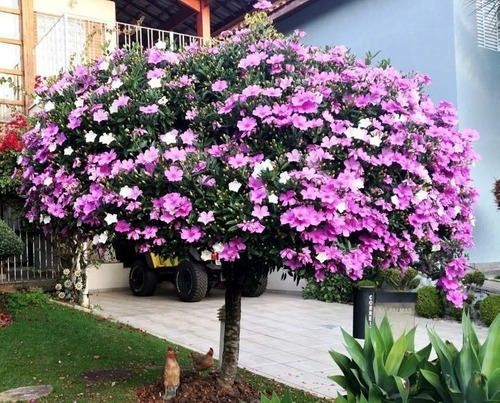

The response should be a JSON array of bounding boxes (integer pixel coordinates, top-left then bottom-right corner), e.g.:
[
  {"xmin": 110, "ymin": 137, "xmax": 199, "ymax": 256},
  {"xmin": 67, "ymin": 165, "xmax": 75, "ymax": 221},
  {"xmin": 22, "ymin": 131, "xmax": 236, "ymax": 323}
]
[{"xmin": 35, "ymin": 13, "xmax": 205, "ymax": 78}]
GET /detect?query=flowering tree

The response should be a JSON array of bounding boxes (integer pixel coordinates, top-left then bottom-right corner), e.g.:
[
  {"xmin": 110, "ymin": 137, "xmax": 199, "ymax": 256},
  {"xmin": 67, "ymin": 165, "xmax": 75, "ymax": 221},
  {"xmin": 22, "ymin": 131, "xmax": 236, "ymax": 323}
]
[{"xmin": 20, "ymin": 7, "xmax": 478, "ymax": 387}]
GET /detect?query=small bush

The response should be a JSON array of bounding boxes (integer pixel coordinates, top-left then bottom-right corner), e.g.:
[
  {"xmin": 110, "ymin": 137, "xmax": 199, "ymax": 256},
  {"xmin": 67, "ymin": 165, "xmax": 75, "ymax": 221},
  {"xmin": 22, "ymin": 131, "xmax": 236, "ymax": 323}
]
[
  {"xmin": 479, "ymin": 295, "xmax": 500, "ymax": 326},
  {"xmin": 463, "ymin": 270, "xmax": 485, "ymax": 287},
  {"xmin": 302, "ymin": 273, "xmax": 354, "ymax": 303},
  {"xmin": 416, "ymin": 286, "xmax": 444, "ymax": 318},
  {"xmin": 0, "ymin": 219, "xmax": 24, "ymax": 260}
]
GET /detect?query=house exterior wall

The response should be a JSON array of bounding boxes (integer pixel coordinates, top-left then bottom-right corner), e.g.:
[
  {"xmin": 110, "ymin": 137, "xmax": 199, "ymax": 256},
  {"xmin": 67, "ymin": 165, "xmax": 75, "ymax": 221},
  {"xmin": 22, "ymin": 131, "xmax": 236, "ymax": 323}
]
[
  {"xmin": 453, "ymin": 0, "xmax": 500, "ymax": 265},
  {"xmin": 277, "ymin": 0, "xmax": 500, "ymax": 266},
  {"xmin": 33, "ymin": 0, "xmax": 115, "ymax": 21}
]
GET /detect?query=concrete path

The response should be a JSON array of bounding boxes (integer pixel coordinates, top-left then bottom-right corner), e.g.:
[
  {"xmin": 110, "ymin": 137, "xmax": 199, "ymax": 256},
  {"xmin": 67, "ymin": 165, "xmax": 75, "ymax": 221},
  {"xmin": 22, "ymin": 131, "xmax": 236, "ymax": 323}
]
[{"xmin": 90, "ymin": 287, "xmax": 489, "ymax": 400}]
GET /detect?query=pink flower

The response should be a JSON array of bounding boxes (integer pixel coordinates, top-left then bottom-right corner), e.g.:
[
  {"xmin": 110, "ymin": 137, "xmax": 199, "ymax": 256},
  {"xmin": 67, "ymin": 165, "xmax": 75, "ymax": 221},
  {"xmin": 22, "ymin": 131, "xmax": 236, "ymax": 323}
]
[
  {"xmin": 237, "ymin": 117, "xmax": 257, "ymax": 133},
  {"xmin": 180, "ymin": 129, "xmax": 197, "ymax": 145},
  {"xmin": 228, "ymin": 153, "xmax": 250, "ymax": 169},
  {"xmin": 198, "ymin": 211, "xmax": 215, "ymax": 225},
  {"xmin": 253, "ymin": 0, "xmax": 272, "ymax": 10},
  {"xmin": 181, "ymin": 226, "xmax": 204, "ymax": 243},
  {"xmin": 93, "ymin": 109, "xmax": 108, "ymax": 122},
  {"xmin": 164, "ymin": 166, "xmax": 183, "ymax": 182},
  {"xmin": 139, "ymin": 104, "xmax": 159, "ymax": 114},
  {"xmin": 252, "ymin": 205, "xmax": 269, "ymax": 220},
  {"xmin": 211, "ymin": 79, "xmax": 228, "ymax": 92},
  {"xmin": 115, "ymin": 220, "xmax": 131, "ymax": 233}
]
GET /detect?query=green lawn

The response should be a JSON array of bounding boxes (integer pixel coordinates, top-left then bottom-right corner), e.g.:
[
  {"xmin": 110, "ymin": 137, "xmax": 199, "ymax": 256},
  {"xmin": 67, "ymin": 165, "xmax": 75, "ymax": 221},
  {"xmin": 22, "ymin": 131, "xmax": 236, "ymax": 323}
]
[{"xmin": 0, "ymin": 291, "xmax": 330, "ymax": 402}]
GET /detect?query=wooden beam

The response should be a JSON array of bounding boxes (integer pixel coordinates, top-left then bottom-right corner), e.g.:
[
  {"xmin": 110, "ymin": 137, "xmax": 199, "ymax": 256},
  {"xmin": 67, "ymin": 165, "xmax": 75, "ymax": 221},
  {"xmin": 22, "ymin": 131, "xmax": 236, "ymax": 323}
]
[
  {"xmin": 269, "ymin": 0, "xmax": 319, "ymax": 21},
  {"xmin": 21, "ymin": 0, "xmax": 35, "ymax": 109},
  {"xmin": 196, "ymin": 0, "xmax": 210, "ymax": 39},
  {"xmin": 0, "ymin": 5, "xmax": 20, "ymax": 15},
  {"xmin": 179, "ymin": 0, "xmax": 200, "ymax": 12},
  {"xmin": 0, "ymin": 37, "xmax": 22, "ymax": 46},
  {"xmin": 0, "ymin": 98, "xmax": 24, "ymax": 106},
  {"xmin": 0, "ymin": 67, "xmax": 23, "ymax": 76},
  {"xmin": 163, "ymin": 6, "xmax": 196, "ymax": 31}
]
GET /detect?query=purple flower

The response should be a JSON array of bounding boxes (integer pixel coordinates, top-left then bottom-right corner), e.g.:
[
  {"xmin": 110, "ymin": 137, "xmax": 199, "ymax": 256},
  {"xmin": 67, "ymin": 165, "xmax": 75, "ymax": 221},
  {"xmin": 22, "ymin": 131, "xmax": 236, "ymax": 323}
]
[
  {"xmin": 93, "ymin": 109, "xmax": 108, "ymax": 123},
  {"xmin": 181, "ymin": 226, "xmax": 204, "ymax": 243},
  {"xmin": 237, "ymin": 117, "xmax": 257, "ymax": 133},
  {"xmin": 252, "ymin": 205, "xmax": 269, "ymax": 220},
  {"xmin": 198, "ymin": 211, "xmax": 215, "ymax": 225},
  {"xmin": 115, "ymin": 220, "xmax": 131, "ymax": 233},
  {"xmin": 139, "ymin": 104, "xmax": 159, "ymax": 114},
  {"xmin": 164, "ymin": 166, "xmax": 183, "ymax": 182},
  {"xmin": 211, "ymin": 79, "xmax": 228, "ymax": 92}
]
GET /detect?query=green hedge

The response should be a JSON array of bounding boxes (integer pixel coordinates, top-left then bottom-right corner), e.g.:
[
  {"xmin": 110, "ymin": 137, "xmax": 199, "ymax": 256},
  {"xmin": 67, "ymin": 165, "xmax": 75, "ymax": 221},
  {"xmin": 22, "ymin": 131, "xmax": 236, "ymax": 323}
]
[
  {"xmin": 0, "ymin": 219, "xmax": 24, "ymax": 260},
  {"xmin": 480, "ymin": 295, "xmax": 500, "ymax": 326},
  {"xmin": 416, "ymin": 286, "xmax": 444, "ymax": 318}
]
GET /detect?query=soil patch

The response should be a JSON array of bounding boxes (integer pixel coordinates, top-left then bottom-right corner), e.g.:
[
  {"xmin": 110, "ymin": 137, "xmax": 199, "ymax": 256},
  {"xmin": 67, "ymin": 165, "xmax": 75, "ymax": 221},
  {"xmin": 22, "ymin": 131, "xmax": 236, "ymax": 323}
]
[
  {"xmin": 80, "ymin": 369, "xmax": 133, "ymax": 382},
  {"xmin": 137, "ymin": 372, "xmax": 277, "ymax": 403}
]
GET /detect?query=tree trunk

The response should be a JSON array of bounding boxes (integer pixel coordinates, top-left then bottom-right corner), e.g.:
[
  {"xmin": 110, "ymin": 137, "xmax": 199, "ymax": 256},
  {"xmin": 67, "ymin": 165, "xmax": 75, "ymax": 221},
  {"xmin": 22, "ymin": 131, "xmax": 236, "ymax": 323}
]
[{"xmin": 218, "ymin": 278, "xmax": 243, "ymax": 389}]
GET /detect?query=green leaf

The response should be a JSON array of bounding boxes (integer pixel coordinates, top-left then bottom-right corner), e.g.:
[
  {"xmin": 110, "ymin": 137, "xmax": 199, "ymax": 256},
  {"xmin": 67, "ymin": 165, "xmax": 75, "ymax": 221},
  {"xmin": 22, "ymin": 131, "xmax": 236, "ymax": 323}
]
[
  {"xmin": 428, "ymin": 329, "xmax": 459, "ymax": 390},
  {"xmin": 329, "ymin": 350, "xmax": 361, "ymax": 393},
  {"xmin": 487, "ymin": 367, "xmax": 500, "ymax": 398},
  {"xmin": 385, "ymin": 332, "xmax": 407, "ymax": 376},
  {"xmin": 461, "ymin": 311, "xmax": 480, "ymax": 354},
  {"xmin": 379, "ymin": 316, "xmax": 394, "ymax": 351},
  {"xmin": 480, "ymin": 314, "xmax": 500, "ymax": 380},
  {"xmin": 393, "ymin": 375, "xmax": 409, "ymax": 403},
  {"xmin": 457, "ymin": 338, "xmax": 481, "ymax": 393},
  {"xmin": 421, "ymin": 368, "xmax": 449, "ymax": 402},
  {"xmin": 398, "ymin": 354, "xmax": 420, "ymax": 379},
  {"xmin": 341, "ymin": 328, "xmax": 368, "ymax": 375},
  {"xmin": 465, "ymin": 372, "xmax": 488, "ymax": 402}
]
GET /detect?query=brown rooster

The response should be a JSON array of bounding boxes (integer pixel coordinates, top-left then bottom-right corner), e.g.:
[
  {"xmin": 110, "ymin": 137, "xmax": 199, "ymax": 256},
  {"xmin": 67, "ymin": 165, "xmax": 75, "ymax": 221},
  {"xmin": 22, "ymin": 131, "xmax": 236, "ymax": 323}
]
[
  {"xmin": 189, "ymin": 347, "xmax": 214, "ymax": 373},
  {"xmin": 163, "ymin": 347, "xmax": 180, "ymax": 401}
]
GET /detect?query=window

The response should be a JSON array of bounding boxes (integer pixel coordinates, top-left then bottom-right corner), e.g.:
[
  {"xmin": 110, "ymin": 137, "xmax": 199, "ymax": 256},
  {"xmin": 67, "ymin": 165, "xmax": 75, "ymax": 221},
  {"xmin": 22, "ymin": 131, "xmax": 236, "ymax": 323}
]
[{"xmin": 476, "ymin": 0, "xmax": 500, "ymax": 51}]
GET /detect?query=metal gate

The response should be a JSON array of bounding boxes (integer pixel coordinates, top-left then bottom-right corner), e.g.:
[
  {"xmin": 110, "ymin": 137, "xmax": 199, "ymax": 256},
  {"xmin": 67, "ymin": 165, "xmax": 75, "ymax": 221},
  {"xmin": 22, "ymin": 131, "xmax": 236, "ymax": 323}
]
[{"xmin": 0, "ymin": 200, "xmax": 60, "ymax": 284}]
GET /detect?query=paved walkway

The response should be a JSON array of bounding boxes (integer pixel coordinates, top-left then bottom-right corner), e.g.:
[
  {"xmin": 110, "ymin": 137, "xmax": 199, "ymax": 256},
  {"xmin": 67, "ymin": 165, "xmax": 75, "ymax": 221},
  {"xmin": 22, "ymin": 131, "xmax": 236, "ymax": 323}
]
[{"xmin": 90, "ymin": 287, "xmax": 489, "ymax": 400}]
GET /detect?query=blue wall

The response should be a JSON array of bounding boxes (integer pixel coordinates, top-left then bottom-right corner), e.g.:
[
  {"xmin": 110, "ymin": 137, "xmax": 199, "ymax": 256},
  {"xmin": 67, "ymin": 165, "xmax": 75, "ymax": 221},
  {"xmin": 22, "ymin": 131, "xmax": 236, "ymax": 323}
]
[
  {"xmin": 277, "ymin": 0, "xmax": 500, "ymax": 263},
  {"xmin": 454, "ymin": 0, "xmax": 500, "ymax": 263},
  {"xmin": 276, "ymin": 0, "xmax": 458, "ymax": 104}
]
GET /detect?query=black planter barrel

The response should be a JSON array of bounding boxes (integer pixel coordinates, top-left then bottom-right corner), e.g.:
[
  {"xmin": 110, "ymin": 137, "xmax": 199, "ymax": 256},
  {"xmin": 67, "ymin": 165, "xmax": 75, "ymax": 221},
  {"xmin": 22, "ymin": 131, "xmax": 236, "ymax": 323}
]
[{"xmin": 353, "ymin": 286, "xmax": 375, "ymax": 339}]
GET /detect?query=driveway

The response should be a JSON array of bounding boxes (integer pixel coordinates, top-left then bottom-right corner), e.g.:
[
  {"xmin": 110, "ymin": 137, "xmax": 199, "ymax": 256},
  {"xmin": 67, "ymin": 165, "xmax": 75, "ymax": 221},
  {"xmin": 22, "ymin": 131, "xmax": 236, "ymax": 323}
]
[{"xmin": 90, "ymin": 287, "xmax": 489, "ymax": 400}]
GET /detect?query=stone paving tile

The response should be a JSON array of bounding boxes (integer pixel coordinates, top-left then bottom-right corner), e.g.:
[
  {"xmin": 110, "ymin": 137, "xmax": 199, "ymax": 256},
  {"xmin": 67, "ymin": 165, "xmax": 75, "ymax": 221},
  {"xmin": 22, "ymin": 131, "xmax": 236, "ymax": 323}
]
[{"xmin": 91, "ymin": 289, "xmax": 489, "ymax": 400}]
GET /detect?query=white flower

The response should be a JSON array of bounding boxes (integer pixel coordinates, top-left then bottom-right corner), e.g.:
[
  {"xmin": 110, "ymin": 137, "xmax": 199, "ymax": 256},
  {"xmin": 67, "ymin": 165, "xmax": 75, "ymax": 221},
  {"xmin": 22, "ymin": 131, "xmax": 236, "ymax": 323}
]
[
  {"xmin": 358, "ymin": 118, "xmax": 371, "ymax": 129},
  {"xmin": 450, "ymin": 178, "xmax": 456, "ymax": 186},
  {"xmin": 98, "ymin": 232, "xmax": 108, "ymax": 244},
  {"xmin": 48, "ymin": 143, "xmax": 57, "ymax": 152},
  {"xmin": 336, "ymin": 201, "xmax": 346, "ymax": 213},
  {"xmin": 268, "ymin": 193, "xmax": 278, "ymax": 204},
  {"xmin": 111, "ymin": 79, "xmax": 123, "ymax": 90},
  {"xmin": 391, "ymin": 195, "xmax": 399, "ymax": 206},
  {"xmin": 454, "ymin": 206, "xmax": 461, "ymax": 216},
  {"xmin": 58, "ymin": 292, "xmax": 66, "ymax": 299},
  {"xmin": 345, "ymin": 127, "xmax": 366, "ymax": 140},
  {"xmin": 55, "ymin": 283, "xmax": 62, "ymax": 290},
  {"xmin": 200, "ymin": 250, "xmax": 212, "ymax": 261},
  {"xmin": 148, "ymin": 77, "xmax": 162, "ymax": 88},
  {"xmin": 278, "ymin": 172, "xmax": 290, "ymax": 184},
  {"xmin": 17, "ymin": 155, "xmax": 23, "ymax": 165},
  {"xmin": 437, "ymin": 207, "xmax": 444, "ymax": 217},
  {"xmin": 155, "ymin": 40, "xmax": 167, "ymax": 50},
  {"xmin": 415, "ymin": 190, "xmax": 428, "ymax": 202},
  {"xmin": 43, "ymin": 177, "xmax": 53, "ymax": 186},
  {"xmin": 42, "ymin": 215, "xmax": 51, "ymax": 224},
  {"xmin": 99, "ymin": 60, "xmax": 110, "ymax": 70},
  {"xmin": 64, "ymin": 146, "xmax": 74, "ymax": 156},
  {"xmin": 252, "ymin": 159, "xmax": 273, "ymax": 178},
  {"xmin": 352, "ymin": 178, "xmax": 364, "ymax": 190},
  {"xmin": 369, "ymin": 135, "xmax": 382, "ymax": 147},
  {"xmin": 119, "ymin": 186, "xmax": 132, "ymax": 198},
  {"xmin": 74, "ymin": 269, "xmax": 82, "ymax": 277},
  {"xmin": 64, "ymin": 279, "xmax": 72, "ymax": 288},
  {"xmin": 44, "ymin": 101, "xmax": 55, "ymax": 112},
  {"xmin": 74, "ymin": 98, "xmax": 84, "ymax": 108},
  {"xmin": 161, "ymin": 130, "xmax": 177, "ymax": 144},
  {"xmin": 213, "ymin": 243, "xmax": 224, "ymax": 253},
  {"xmin": 92, "ymin": 234, "xmax": 100, "ymax": 245},
  {"xmin": 431, "ymin": 244, "xmax": 441, "ymax": 252},
  {"xmin": 75, "ymin": 282, "xmax": 83, "ymax": 290},
  {"xmin": 104, "ymin": 213, "xmax": 118, "ymax": 225},
  {"xmin": 228, "ymin": 180, "xmax": 242, "ymax": 192},
  {"xmin": 99, "ymin": 133, "xmax": 115, "ymax": 145},
  {"xmin": 85, "ymin": 130, "xmax": 97, "ymax": 143},
  {"xmin": 316, "ymin": 252, "xmax": 328, "ymax": 263},
  {"xmin": 109, "ymin": 104, "xmax": 118, "ymax": 114},
  {"xmin": 158, "ymin": 96, "xmax": 168, "ymax": 105},
  {"xmin": 63, "ymin": 269, "xmax": 70, "ymax": 275}
]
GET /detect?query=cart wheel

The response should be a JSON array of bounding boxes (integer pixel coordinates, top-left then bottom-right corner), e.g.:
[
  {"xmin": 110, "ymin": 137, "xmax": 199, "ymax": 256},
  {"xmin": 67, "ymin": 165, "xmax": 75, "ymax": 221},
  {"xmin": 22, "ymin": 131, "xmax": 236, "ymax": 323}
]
[
  {"xmin": 129, "ymin": 259, "xmax": 157, "ymax": 296},
  {"xmin": 243, "ymin": 275, "xmax": 268, "ymax": 297},
  {"xmin": 175, "ymin": 261, "xmax": 208, "ymax": 302}
]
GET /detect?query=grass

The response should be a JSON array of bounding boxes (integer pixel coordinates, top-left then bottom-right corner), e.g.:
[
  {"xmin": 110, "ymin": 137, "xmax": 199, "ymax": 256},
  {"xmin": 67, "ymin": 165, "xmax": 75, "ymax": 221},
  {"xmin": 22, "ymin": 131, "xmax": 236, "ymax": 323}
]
[{"xmin": 0, "ymin": 291, "xmax": 331, "ymax": 402}]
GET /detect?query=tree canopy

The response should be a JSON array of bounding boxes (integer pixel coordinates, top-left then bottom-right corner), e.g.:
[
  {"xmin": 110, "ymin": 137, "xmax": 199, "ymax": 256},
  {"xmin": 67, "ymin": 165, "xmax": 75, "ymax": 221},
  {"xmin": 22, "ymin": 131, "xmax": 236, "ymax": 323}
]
[{"xmin": 20, "ymin": 12, "xmax": 477, "ymax": 307}]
